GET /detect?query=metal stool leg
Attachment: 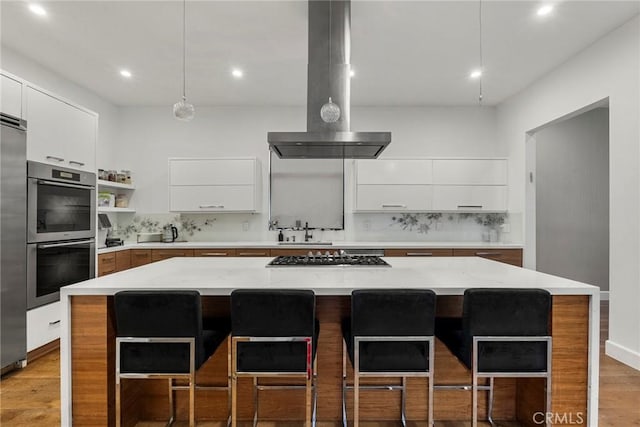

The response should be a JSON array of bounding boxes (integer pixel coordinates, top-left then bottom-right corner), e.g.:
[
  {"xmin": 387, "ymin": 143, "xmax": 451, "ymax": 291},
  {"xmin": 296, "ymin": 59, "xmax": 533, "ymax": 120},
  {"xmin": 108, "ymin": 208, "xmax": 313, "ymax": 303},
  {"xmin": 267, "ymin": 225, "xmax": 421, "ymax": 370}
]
[
  {"xmin": 487, "ymin": 377, "xmax": 496, "ymax": 427},
  {"xmin": 168, "ymin": 378, "xmax": 176, "ymax": 426},
  {"xmin": 342, "ymin": 340, "xmax": 348, "ymax": 427},
  {"xmin": 313, "ymin": 356, "xmax": 318, "ymax": 427},
  {"xmin": 115, "ymin": 376, "xmax": 122, "ymax": 427},
  {"xmin": 401, "ymin": 377, "xmax": 407, "ymax": 427},
  {"xmin": 189, "ymin": 374, "xmax": 195, "ymax": 427},
  {"xmin": 253, "ymin": 377, "xmax": 259, "ymax": 427}
]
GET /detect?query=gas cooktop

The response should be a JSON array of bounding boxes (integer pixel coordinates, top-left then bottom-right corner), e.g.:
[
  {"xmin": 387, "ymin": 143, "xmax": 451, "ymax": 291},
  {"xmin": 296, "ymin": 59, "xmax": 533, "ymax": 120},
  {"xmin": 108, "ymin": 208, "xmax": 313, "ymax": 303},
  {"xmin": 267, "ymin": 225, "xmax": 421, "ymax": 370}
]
[{"xmin": 266, "ymin": 252, "xmax": 391, "ymax": 267}]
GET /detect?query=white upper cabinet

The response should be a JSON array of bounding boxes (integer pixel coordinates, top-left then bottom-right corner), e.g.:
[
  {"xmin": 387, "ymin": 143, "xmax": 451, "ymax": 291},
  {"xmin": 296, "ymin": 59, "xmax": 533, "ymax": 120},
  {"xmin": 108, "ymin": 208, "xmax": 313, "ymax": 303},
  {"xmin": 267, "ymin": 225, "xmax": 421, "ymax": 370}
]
[
  {"xmin": 433, "ymin": 159, "xmax": 507, "ymax": 185},
  {"xmin": 356, "ymin": 184, "xmax": 433, "ymax": 212},
  {"xmin": 354, "ymin": 158, "xmax": 508, "ymax": 213},
  {"xmin": 25, "ymin": 86, "xmax": 97, "ymax": 172},
  {"xmin": 432, "ymin": 159, "xmax": 508, "ymax": 212},
  {"xmin": 357, "ymin": 159, "xmax": 432, "ymax": 184},
  {"xmin": 1, "ymin": 73, "xmax": 23, "ymax": 119},
  {"xmin": 169, "ymin": 158, "xmax": 260, "ymax": 213},
  {"xmin": 432, "ymin": 186, "xmax": 507, "ymax": 211},
  {"xmin": 354, "ymin": 159, "xmax": 433, "ymax": 212}
]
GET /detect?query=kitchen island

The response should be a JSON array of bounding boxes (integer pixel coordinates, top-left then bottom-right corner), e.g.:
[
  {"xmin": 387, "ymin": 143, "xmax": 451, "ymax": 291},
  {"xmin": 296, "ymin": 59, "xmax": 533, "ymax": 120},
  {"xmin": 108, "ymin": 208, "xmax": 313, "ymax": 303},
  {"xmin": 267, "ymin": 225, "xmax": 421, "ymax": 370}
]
[{"xmin": 60, "ymin": 256, "xmax": 599, "ymax": 426}]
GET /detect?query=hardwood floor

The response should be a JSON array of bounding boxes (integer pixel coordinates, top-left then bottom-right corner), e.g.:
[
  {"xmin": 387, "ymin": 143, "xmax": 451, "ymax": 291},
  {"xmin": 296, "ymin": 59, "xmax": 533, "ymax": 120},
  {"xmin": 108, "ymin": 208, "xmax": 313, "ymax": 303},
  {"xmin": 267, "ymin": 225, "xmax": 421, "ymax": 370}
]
[{"xmin": 1, "ymin": 302, "xmax": 638, "ymax": 426}]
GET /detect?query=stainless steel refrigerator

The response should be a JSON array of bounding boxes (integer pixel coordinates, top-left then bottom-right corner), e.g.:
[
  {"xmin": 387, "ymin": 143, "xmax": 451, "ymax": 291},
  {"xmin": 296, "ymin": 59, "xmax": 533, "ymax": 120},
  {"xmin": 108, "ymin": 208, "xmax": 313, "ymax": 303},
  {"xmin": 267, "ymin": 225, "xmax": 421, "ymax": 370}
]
[{"xmin": 1, "ymin": 113, "xmax": 27, "ymax": 371}]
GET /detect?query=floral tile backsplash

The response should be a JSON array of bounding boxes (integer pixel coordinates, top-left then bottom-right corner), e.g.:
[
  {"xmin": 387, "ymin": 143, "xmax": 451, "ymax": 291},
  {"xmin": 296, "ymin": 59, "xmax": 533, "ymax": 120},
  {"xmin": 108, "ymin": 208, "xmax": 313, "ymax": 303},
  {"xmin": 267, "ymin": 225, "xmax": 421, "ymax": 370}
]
[{"xmin": 110, "ymin": 211, "xmax": 519, "ymax": 243}]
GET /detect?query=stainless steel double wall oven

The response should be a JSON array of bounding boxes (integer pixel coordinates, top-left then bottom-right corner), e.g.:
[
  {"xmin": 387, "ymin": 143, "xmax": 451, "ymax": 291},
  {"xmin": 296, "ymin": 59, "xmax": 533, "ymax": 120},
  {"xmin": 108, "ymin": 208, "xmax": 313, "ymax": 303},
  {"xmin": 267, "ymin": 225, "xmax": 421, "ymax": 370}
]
[{"xmin": 27, "ymin": 161, "xmax": 96, "ymax": 308}]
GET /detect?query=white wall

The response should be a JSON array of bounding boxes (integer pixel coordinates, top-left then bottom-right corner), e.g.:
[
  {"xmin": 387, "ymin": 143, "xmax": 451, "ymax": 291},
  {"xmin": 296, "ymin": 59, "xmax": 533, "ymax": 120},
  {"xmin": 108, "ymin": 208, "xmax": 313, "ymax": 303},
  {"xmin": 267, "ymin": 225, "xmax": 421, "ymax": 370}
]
[
  {"xmin": 0, "ymin": 46, "xmax": 120, "ymax": 168},
  {"xmin": 497, "ymin": 16, "xmax": 640, "ymax": 368}
]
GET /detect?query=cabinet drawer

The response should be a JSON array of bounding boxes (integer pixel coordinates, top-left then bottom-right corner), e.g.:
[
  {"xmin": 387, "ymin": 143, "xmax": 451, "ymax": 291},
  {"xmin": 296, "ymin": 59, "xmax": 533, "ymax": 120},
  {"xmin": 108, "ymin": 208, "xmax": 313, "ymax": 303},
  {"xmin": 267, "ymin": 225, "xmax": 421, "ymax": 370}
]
[
  {"xmin": 385, "ymin": 248, "xmax": 453, "ymax": 257},
  {"xmin": 115, "ymin": 250, "xmax": 131, "ymax": 272},
  {"xmin": 130, "ymin": 249, "xmax": 153, "ymax": 267},
  {"xmin": 453, "ymin": 248, "xmax": 523, "ymax": 267},
  {"xmin": 357, "ymin": 159, "xmax": 432, "ymax": 184},
  {"xmin": 169, "ymin": 158, "xmax": 256, "ymax": 185},
  {"xmin": 355, "ymin": 185, "xmax": 432, "ymax": 212},
  {"xmin": 433, "ymin": 159, "xmax": 507, "ymax": 185},
  {"xmin": 170, "ymin": 185, "xmax": 256, "ymax": 212},
  {"xmin": 98, "ymin": 253, "xmax": 116, "ymax": 276},
  {"xmin": 236, "ymin": 249, "xmax": 271, "ymax": 257},
  {"xmin": 151, "ymin": 249, "xmax": 194, "ymax": 262},
  {"xmin": 432, "ymin": 186, "xmax": 506, "ymax": 211},
  {"xmin": 193, "ymin": 249, "xmax": 237, "ymax": 257},
  {"xmin": 27, "ymin": 301, "xmax": 61, "ymax": 352}
]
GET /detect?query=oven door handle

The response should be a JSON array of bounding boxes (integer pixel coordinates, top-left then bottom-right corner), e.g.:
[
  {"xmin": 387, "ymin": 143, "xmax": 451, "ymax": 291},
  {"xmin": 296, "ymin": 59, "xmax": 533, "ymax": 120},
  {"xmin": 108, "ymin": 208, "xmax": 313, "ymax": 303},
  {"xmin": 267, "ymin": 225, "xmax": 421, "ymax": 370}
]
[
  {"xmin": 36, "ymin": 179, "xmax": 95, "ymax": 190},
  {"xmin": 38, "ymin": 239, "xmax": 94, "ymax": 249}
]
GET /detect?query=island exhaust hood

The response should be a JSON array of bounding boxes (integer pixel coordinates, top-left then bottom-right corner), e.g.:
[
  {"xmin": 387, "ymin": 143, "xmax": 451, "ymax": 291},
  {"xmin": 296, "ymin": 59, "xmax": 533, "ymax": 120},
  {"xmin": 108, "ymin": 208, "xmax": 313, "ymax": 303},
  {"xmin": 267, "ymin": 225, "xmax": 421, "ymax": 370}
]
[{"xmin": 268, "ymin": 0, "xmax": 391, "ymax": 159}]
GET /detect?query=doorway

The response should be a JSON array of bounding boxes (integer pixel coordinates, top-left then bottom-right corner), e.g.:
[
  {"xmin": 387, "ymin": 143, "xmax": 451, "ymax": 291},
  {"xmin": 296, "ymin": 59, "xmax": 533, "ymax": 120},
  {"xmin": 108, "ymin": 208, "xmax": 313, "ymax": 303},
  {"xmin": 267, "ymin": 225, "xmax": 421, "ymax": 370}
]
[{"xmin": 526, "ymin": 103, "xmax": 610, "ymax": 294}]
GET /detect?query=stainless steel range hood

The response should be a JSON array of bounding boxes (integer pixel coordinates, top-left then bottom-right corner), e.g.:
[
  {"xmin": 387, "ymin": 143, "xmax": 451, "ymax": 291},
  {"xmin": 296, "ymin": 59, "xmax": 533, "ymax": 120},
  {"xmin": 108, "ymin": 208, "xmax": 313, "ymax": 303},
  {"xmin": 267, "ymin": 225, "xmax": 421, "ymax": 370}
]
[{"xmin": 268, "ymin": 0, "xmax": 391, "ymax": 159}]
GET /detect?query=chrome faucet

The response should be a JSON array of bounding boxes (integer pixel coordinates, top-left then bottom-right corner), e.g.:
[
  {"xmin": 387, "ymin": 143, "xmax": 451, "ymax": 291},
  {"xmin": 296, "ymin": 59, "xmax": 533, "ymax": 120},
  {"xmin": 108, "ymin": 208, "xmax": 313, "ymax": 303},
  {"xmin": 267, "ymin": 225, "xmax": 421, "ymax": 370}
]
[{"xmin": 304, "ymin": 222, "xmax": 313, "ymax": 242}]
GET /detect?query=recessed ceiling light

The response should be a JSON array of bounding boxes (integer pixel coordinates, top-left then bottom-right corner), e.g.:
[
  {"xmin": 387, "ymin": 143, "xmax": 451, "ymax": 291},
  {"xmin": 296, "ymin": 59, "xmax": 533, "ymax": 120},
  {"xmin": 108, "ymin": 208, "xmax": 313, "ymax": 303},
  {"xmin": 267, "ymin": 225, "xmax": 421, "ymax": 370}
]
[
  {"xmin": 537, "ymin": 4, "xmax": 554, "ymax": 16},
  {"xmin": 28, "ymin": 3, "xmax": 47, "ymax": 16},
  {"xmin": 350, "ymin": 69, "xmax": 355, "ymax": 78},
  {"xmin": 119, "ymin": 69, "xmax": 132, "ymax": 78},
  {"xmin": 231, "ymin": 69, "xmax": 244, "ymax": 79},
  {"xmin": 469, "ymin": 69, "xmax": 482, "ymax": 79}
]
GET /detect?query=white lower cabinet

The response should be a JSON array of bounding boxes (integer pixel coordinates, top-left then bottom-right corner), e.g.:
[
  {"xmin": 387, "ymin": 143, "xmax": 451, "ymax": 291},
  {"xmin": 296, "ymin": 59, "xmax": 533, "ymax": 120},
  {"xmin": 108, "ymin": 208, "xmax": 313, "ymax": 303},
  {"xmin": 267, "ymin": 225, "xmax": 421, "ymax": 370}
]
[
  {"xmin": 432, "ymin": 185, "xmax": 507, "ymax": 211},
  {"xmin": 27, "ymin": 301, "xmax": 61, "ymax": 352},
  {"xmin": 170, "ymin": 185, "xmax": 257, "ymax": 212},
  {"xmin": 355, "ymin": 185, "xmax": 432, "ymax": 212}
]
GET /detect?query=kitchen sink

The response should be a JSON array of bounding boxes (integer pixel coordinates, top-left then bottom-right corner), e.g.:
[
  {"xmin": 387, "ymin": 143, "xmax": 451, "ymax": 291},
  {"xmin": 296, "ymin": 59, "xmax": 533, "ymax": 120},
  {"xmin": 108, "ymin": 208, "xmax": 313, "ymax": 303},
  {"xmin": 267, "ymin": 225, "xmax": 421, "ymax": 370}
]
[{"xmin": 277, "ymin": 242, "xmax": 333, "ymax": 245}]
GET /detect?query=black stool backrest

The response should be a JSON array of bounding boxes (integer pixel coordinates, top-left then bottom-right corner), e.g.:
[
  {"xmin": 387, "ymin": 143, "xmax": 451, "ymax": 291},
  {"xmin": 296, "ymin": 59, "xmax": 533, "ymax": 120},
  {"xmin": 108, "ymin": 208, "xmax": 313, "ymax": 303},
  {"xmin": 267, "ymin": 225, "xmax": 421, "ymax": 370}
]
[
  {"xmin": 230, "ymin": 289, "xmax": 316, "ymax": 373},
  {"xmin": 352, "ymin": 289, "xmax": 436, "ymax": 336},
  {"xmin": 231, "ymin": 289, "xmax": 315, "ymax": 337},
  {"xmin": 114, "ymin": 290, "xmax": 206, "ymax": 372},
  {"xmin": 463, "ymin": 288, "xmax": 551, "ymax": 372}
]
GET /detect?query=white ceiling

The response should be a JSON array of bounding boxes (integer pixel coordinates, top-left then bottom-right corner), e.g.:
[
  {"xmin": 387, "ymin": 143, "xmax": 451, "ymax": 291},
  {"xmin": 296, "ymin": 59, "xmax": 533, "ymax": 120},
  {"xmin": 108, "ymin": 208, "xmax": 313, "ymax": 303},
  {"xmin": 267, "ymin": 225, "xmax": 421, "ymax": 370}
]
[{"xmin": 1, "ymin": 1, "xmax": 638, "ymax": 107}]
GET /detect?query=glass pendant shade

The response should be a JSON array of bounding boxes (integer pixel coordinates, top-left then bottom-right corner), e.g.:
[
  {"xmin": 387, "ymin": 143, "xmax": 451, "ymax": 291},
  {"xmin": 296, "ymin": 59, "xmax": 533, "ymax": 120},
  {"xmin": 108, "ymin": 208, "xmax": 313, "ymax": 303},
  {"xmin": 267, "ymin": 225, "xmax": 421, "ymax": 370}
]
[
  {"xmin": 173, "ymin": 97, "xmax": 195, "ymax": 121},
  {"xmin": 320, "ymin": 97, "xmax": 340, "ymax": 123}
]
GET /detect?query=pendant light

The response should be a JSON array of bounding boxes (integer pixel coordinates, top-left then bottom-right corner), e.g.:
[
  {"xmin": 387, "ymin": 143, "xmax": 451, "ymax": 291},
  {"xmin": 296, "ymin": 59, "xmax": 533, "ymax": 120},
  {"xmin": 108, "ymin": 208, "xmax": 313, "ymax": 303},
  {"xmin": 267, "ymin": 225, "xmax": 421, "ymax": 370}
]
[
  {"xmin": 320, "ymin": 0, "xmax": 340, "ymax": 123},
  {"xmin": 173, "ymin": 0, "xmax": 195, "ymax": 121}
]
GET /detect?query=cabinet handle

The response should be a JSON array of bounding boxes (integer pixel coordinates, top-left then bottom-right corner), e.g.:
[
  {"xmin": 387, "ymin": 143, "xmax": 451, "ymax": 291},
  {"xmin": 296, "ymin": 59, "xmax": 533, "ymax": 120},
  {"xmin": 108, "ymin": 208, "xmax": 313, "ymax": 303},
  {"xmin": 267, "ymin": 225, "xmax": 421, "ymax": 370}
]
[
  {"xmin": 46, "ymin": 155, "xmax": 64, "ymax": 162},
  {"xmin": 458, "ymin": 205, "xmax": 483, "ymax": 209},
  {"xmin": 406, "ymin": 252, "xmax": 433, "ymax": 256},
  {"xmin": 69, "ymin": 160, "xmax": 85, "ymax": 167},
  {"xmin": 475, "ymin": 252, "xmax": 501, "ymax": 257},
  {"xmin": 381, "ymin": 204, "xmax": 406, "ymax": 208},
  {"xmin": 200, "ymin": 204, "xmax": 225, "ymax": 209},
  {"xmin": 199, "ymin": 252, "xmax": 228, "ymax": 256},
  {"xmin": 238, "ymin": 252, "xmax": 267, "ymax": 256},
  {"xmin": 49, "ymin": 320, "xmax": 61, "ymax": 326}
]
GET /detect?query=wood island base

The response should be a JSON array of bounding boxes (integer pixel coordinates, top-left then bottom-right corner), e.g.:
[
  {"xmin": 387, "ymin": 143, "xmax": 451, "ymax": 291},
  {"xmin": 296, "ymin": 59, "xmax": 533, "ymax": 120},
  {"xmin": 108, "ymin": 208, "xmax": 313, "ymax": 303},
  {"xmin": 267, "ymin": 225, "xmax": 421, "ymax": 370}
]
[{"xmin": 69, "ymin": 295, "xmax": 589, "ymax": 427}]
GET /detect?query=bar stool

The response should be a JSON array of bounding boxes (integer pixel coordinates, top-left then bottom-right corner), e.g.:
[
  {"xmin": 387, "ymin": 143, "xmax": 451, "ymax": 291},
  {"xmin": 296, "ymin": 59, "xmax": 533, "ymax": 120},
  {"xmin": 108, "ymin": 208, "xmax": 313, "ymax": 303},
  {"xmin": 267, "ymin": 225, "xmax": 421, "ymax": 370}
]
[
  {"xmin": 341, "ymin": 289, "xmax": 436, "ymax": 427},
  {"xmin": 229, "ymin": 289, "xmax": 319, "ymax": 427},
  {"xmin": 435, "ymin": 288, "xmax": 552, "ymax": 427},
  {"xmin": 114, "ymin": 290, "xmax": 230, "ymax": 427}
]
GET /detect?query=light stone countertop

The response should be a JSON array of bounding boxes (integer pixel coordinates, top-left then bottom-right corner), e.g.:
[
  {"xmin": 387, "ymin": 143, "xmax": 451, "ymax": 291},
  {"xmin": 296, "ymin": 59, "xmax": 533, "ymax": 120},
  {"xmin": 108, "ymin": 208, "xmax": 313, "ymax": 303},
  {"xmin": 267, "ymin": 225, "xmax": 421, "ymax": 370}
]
[
  {"xmin": 65, "ymin": 256, "xmax": 594, "ymax": 296},
  {"xmin": 97, "ymin": 240, "xmax": 523, "ymax": 254}
]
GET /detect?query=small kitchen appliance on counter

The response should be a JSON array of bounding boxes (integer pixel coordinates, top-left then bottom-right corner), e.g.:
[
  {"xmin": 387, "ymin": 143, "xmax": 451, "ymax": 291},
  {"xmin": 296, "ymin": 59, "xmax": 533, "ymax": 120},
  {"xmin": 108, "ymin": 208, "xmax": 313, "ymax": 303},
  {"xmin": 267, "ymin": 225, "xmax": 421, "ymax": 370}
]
[{"xmin": 162, "ymin": 225, "xmax": 178, "ymax": 243}]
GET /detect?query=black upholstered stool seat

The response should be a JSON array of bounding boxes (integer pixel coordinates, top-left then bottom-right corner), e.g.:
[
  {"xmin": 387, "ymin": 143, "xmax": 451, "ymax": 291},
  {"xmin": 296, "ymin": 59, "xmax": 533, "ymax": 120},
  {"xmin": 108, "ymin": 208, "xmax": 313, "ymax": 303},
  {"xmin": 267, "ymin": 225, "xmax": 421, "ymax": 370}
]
[
  {"xmin": 434, "ymin": 288, "xmax": 552, "ymax": 427},
  {"xmin": 114, "ymin": 290, "xmax": 230, "ymax": 427},
  {"xmin": 341, "ymin": 289, "xmax": 436, "ymax": 427},
  {"xmin": 230, "ymin": 289, "xmax": 319, "ymax": 427}
]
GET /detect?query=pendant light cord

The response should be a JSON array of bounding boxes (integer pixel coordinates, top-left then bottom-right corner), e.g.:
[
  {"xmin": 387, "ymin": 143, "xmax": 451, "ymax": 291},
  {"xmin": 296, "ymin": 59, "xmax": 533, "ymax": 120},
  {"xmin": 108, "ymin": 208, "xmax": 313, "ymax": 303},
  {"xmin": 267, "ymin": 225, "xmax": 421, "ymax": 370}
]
[
  {"xmin": 478, "ymin": 0, "xmax": 483, "ymax": 105},
  {"xmin": 328, "ymin": 0, "xmax": 332, "ymax": 102},
  {"xmin": 182, "ymin": 0, "xmax": 187, "ymax": 100}
]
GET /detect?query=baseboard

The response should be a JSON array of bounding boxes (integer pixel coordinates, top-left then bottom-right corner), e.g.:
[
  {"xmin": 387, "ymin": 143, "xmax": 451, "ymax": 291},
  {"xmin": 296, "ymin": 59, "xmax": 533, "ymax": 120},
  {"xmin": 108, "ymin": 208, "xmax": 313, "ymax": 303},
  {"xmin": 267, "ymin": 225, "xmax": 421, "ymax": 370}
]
[
  {"xmin": 27, "ymin": 339, "xmax": 60, "ymax": 363},
  {"xmin": 605, "ymin": 340, "xmax": 640, "ymax": 370},
  {"xmin": 600, "ymin": 291, "xmax": 609, "ymax": 300}
]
